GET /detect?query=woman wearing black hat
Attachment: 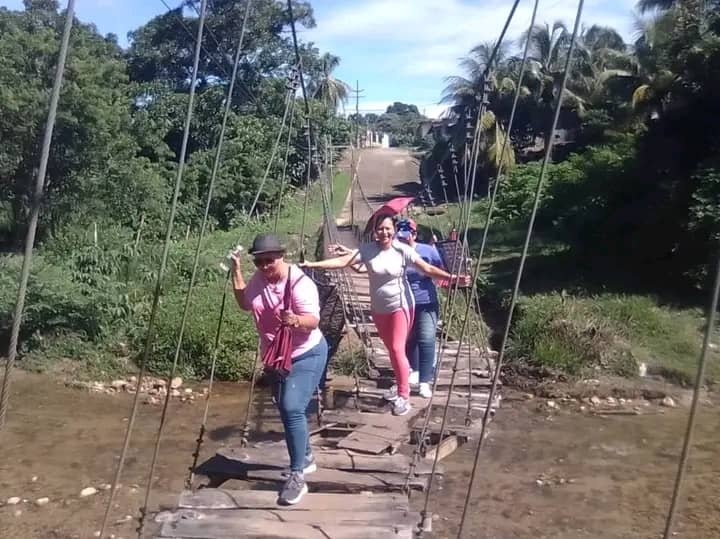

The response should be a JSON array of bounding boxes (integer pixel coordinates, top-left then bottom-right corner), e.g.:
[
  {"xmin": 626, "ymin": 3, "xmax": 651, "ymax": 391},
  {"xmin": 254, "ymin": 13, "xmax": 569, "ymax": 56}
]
[{"xmin": 230, "ymin": 233, "xmax": 328, "ymax": 506}]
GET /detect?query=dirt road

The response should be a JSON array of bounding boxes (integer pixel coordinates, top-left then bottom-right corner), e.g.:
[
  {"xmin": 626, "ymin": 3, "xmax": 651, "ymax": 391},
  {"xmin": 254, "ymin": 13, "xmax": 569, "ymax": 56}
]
[{"xmin": 345, "ymin": 146, "xmax": 421, "ymax": 223}]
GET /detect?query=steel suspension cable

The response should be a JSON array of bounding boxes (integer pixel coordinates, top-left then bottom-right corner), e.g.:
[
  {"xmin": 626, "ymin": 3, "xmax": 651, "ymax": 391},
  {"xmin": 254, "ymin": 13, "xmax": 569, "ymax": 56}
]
[
  {"xmin": 273, "ymin": 96, "xmax": 297, "ymax": 232},
  {"xmin": 458, "ymin": 0, "xmax": 520, "ymax": 228},
  {"xmin": 662, "ymin": 255, "xmax": 720, "ymax": 537},
  {"xmin": 460, "ymin": 0, "xmax": 540, "ymax": 426},
  {"xmin": 247, "ymin": 85, "xmax": 296, "ymax": 217},
  {"xmin": 0, "ymin": 0, "xmax": 76, "ymax": 434},
  {"xmin": 457, "ymin": 2, "xmax": 585, "ymax": 537},
  {"xmin": 286, "ymin": 0, "xmax": 315, "ymax": 261},
  {"xmin": 138, "ymin": 0, "xmax": 252, "ymax": 529},
  {"xmin": 179, "ymin": 0, "xmax": 265, "ymax": 113},
  {"xmin": 474, "ymin": 0, "xmax": 539, "ymax": 274},
  {"xmin": 186, "ymin": 272, "xmax": 230, "ymax": 486},
  {"xmin": 98, "ymin": 2, "xmax": 209, "ymax": 536}
]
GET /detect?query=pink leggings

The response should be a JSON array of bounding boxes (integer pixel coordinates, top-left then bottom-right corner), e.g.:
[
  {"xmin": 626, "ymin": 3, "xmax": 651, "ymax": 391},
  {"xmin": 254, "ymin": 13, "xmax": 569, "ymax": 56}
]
[{"xmin": 372, "ymin": 309, "xmax": 414, "ymax": 399}]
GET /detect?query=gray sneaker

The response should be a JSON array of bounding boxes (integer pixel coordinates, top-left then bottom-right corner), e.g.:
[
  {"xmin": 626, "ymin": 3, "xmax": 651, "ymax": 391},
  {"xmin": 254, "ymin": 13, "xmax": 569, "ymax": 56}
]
[
  {"xmin": 303, "ymin": 453, "xmax": 317, "ymax": 474},
  {"xmin": 392, "ymin": 397, "xmax": 412, "ymax": 416},
  {"xmin": 383, "ymin": 384, "xmax": 399, "ymax": 401},
  {"xmin": 279, "ymin": 471, "xmax": 308, "ymax": 505}
]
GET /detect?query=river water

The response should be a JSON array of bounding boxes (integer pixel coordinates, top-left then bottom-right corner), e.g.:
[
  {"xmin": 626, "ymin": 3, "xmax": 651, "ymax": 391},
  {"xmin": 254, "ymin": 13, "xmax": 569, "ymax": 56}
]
[{"xmin": 1, "ymin": 371, "xmax": 719, "ymax": 538}]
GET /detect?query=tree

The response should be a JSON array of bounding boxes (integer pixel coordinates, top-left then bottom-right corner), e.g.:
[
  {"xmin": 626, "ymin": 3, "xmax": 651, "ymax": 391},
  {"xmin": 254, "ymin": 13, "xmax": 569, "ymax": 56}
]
[
  {"xmin": 0, "ymin": 6, "xmax": 168, "ymax": 243},
  {"xmin": 310, "ymin": 53, "xmax": 350, "ymax": 110}
]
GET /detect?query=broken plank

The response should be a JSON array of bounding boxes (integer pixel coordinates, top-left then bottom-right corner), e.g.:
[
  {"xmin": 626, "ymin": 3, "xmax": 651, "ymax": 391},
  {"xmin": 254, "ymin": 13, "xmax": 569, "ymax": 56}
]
[
  {"xmin": 178, "ymin": 489, "xmax": 408, "ymax": 512},
  {"xmin": 215, "ymin": 445, "xmax": 440, "ymax": 475},
  {"xmin": 158, "ymin": 514, "xmax": 413, "ymax": 539},
  {"xmin": 423, "ymin": 435, "xmax": 460, "ymax": 462},
  {"xmin": 336, "ymin": 422, "xmax": 412, "ymax": 455},
  {"xmin": 245, "ymin": 468, "xmax": 427, "ymax": 492}
]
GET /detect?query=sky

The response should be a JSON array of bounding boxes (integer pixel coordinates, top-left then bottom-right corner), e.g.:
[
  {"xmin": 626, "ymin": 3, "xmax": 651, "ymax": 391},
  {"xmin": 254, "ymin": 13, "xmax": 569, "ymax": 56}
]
[{"xmin": 2, "ymin": 0, "xmax": 640, "ymax": 118}]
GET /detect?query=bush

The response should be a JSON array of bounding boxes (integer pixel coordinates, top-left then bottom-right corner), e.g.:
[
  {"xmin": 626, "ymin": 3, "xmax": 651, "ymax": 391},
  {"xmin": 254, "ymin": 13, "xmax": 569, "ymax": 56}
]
[
  {"xmin": 507, "ymin": 292, "xmax": 715, "ymax": 383},
  {"xmin": 147, "ymin": 282, "xmax": 258, "ymax": 380}
]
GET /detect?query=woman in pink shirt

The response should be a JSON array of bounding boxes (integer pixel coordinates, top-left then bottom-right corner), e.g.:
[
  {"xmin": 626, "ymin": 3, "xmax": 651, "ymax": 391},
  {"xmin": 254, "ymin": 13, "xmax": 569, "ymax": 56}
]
[{"xmin": 231, "ymin": 233, "xmax": 327, "ymax": 506}]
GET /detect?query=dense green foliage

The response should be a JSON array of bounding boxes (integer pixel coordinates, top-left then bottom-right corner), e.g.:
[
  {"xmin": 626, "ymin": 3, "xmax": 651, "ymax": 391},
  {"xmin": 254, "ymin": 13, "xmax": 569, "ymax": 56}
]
[
  {"xmin": 446, "ymin": 1, "xmax": 720, "ymax": 287},
  {"xmin": 0, "ymin": 1, "xmax": 352, "ymax": 380},
  {"xmin": 0, "ymin": 0, "xmax": 352, "ymax": 246},
  {"xmin": 416, "ymin": 1, "xmax": 720, "ymax": 381}
]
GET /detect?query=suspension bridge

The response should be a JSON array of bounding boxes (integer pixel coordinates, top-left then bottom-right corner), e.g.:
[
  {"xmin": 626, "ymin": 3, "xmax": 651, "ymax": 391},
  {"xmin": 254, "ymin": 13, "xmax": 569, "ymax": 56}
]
[
  {"xmin": 1, "ymin": 1, "xmax": 715, "ymax": 538},
  {"xmin": 146, "ymin": 147, "xmax": 501, "ymax": 538}
]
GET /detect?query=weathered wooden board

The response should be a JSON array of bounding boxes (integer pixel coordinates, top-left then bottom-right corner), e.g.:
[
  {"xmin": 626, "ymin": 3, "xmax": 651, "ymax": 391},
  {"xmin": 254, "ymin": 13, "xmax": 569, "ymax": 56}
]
[
  {"xmin": 424, "ymin": 435, "xmax": 460, "ymax": 462},
  {"xmin": 178, "ymin": 489, "xmax": 408, "ymax": 512},
  {"xmin": 161, "ymin": 508, "xmax": 419, "ymax": 526},
  {"xmin": 336, "ymin": 422, "xmax": 411, "ymax": 454},
  {"xmin": 245, "ymin": 468, "xmax": 427, "ymax": 492},
  {"xmin": 158, "ymin": 511, "xmax": 413, "ymax": 539},
  {"xmin": 215, "ymin": 445, "xmax": 439, "ymax": 475}
]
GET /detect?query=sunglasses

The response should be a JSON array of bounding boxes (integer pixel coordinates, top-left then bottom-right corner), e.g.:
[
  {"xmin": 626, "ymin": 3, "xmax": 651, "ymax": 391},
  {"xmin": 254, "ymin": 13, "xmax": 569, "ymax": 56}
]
[{"xmin": 253, "ymin": 255, "xmax": 280, "ymax": 267}]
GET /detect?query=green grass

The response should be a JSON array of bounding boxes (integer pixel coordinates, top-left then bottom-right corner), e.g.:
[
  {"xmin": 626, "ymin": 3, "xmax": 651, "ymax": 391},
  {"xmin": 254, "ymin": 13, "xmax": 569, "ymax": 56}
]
[
  {"xmin": 331, "ymin": 172, "xmax": 351, "ymax": 214},
  {"xmin": 509, "ymin": 293, "xmax": 719, "ymax": 385}
]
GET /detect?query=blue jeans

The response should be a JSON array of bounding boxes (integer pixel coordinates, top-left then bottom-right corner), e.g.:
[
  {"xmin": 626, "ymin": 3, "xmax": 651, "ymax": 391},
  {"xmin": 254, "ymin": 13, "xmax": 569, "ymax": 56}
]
[
  {"xmin": 273, "ymin": 337, "xmax": 328, "ymax": 472},
  {"xmin": 406, "ymin": 303, "xmax": 439, "ymax": 383}
]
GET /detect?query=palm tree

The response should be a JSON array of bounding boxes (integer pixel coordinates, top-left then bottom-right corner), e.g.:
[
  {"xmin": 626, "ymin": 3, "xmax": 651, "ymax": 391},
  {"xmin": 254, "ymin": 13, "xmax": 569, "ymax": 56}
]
[
  {"xmin": 637, "ymin": 0, "xmax": 678, "ymax": 12},
  {"xmin": 568, "ymin": 25, "xmax": 636, "ymax": 108},
  {"xmin": 312, "ymin": 53, "xmax": 350, "ymax": 110},
  {"xmin": 441, "ymin": 41, "xmax": 513, "ymax": 108}
]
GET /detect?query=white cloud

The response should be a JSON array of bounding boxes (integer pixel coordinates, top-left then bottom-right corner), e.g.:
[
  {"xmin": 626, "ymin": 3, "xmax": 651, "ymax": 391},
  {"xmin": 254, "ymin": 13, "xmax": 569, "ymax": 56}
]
[{"xmin": 309, "ymin": 0, "xmax": 637, "ymax": 80}]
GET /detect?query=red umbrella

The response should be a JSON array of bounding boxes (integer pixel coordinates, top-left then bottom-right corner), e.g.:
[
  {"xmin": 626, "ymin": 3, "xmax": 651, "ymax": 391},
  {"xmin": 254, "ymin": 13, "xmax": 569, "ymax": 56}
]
[{"xmin": 363, "ymin": 196, "xmax": 415, "ymax": 235}]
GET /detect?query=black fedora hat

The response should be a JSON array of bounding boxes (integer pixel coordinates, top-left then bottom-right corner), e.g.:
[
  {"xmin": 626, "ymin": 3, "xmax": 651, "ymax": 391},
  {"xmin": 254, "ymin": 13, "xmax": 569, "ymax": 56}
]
[{"xmin": 248, "ymin": 233, "xmax": 286, "ymax": 256}]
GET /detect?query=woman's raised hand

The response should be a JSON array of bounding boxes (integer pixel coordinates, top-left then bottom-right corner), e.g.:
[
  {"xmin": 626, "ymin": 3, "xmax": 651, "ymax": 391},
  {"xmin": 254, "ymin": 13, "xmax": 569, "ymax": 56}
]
[{"xmin": 328, "ymin": 243, "xmax": 353, "ymax": 256}]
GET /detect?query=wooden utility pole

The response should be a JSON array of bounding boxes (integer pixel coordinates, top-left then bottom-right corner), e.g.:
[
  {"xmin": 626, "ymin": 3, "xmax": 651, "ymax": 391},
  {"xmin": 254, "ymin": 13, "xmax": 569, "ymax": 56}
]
[{"xmin": 350, "ymin": 80, "xmax": 364, "ymax": 147}]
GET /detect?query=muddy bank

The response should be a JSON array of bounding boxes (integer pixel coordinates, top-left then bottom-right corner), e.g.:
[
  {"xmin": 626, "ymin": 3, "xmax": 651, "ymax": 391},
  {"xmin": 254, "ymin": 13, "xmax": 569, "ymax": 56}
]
[
  {"xmin": 0, "ymin": 370, "xmax": 253, "ymax": 539},
  {"xmin": 423, "ymin": 390, "xmax": 720, "ymax": 539},
  {"xmin": 2, "ymin": 369, "xmax": 719, "ymax": 538}
]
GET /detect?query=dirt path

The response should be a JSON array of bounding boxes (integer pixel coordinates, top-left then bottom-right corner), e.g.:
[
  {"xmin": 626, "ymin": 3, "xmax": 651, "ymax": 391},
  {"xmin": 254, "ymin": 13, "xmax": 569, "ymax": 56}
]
[{"xmin": 349, "ymin": 147, "xmax": 421, "ymax": 222}]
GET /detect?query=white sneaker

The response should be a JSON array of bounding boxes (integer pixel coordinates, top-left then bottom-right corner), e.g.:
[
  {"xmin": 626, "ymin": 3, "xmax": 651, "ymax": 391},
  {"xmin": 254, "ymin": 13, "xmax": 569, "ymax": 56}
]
[
  {"xmin": 418, "ymin": 383, "xmax": 432, "ymax": 399},
  {"xmin": 409, "ymin": 370, "xmax": 419, "ymax": 388}
]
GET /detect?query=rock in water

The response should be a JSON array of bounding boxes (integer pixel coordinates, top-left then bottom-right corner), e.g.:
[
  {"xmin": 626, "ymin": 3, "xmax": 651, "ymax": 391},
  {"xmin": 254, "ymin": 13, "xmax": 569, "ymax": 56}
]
[
  {"xmin": 35, "ymin": 497, "xmax": 50, "ymax": 506},
  {"xmin": 6, "ymin": 496, "xmax": 21, "ymax": 505},
  {"xmin": 661, "ymin": 396, "xmax": 677, "ymax": 408},
  {"xmin": 110, "ymin": 380, "xmax": 127, "ymax": 391},
  {"xmin": 170, "ymin": 377, "xmax": 183, "ymax": 389}
]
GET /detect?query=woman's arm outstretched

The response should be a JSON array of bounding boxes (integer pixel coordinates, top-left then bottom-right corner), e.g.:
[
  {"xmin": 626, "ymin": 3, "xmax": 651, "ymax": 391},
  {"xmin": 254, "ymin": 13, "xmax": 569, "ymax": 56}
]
[{"xmin": 301, "ymin": 251, "xmax": 358, "ymax": 270}]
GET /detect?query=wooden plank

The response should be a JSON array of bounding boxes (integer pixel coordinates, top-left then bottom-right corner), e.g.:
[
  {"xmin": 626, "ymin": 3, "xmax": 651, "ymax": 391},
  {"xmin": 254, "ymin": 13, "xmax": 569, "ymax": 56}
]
[
  {"xmin": 158, "ymin": 512, "xmax": 413, "ymax": 538},
  {"xmin": 162, "ymin": 508, "xmax": 419, "ymax": 526},
  {"xmin": 336, "ymin": 422, "xmax": 411, "ymax": 455},
  {"xmin": 215, "ymin": 445, "xmax": 440, "ymax": 475},
  {"xmin": 245, "ymin": 468, "xmax": 427, "ymax": 492},
  {"xmin": 178, "ymin": 489, "xmax": 408, "ymax": 512},
  {"xmin": 424, "ymin": 435, "xmax": 460, "ymax": 462}
]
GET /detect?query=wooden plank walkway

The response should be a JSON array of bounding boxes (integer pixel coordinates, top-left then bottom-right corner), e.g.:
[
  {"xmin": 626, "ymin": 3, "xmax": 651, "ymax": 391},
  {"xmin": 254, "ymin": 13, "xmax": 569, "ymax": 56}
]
[{"xmin": 154, "ymin": 212, "xmax": 501, "ymax": 538}]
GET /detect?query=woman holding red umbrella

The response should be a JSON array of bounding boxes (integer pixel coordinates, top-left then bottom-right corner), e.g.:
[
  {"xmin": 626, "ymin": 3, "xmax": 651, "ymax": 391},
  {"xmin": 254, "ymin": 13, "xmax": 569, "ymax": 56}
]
[{"xmin": 301, "ymin": 215, "xmax": 469, "ymax": 416}]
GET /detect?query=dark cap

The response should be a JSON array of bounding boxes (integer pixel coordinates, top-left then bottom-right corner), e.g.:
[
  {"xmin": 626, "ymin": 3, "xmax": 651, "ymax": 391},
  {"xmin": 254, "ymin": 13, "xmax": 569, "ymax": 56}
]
[{"xmin": 248, "ymin": 233, "xmax": 286, "ymax": 256}]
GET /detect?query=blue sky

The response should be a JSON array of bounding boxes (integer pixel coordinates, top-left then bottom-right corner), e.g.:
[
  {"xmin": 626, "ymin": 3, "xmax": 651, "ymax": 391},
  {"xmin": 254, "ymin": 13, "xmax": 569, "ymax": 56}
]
[{"xmin": 2, "ymin": 0, "xmax": 639, "ymax": 118}]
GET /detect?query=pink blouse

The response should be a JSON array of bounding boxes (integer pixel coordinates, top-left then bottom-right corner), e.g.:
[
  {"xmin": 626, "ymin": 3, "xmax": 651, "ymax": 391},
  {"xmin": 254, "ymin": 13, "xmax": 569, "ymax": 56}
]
[{"xmin": 241, "ymin": 265, "xmax": 322, "ymax": 358}]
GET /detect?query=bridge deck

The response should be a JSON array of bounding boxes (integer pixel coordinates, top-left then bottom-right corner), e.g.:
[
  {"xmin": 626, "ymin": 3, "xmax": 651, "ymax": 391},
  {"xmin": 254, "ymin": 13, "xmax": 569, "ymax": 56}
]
[{"xmin": 154, "ymin": 180, "xmax": 500, "ymax": 538}]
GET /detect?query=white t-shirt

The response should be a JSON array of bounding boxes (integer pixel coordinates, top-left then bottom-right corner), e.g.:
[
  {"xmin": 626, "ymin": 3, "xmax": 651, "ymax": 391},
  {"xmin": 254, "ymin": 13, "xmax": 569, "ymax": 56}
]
[{"xmin": 353, "ymin": 240, "xmax": 420, "ymax": 314}]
